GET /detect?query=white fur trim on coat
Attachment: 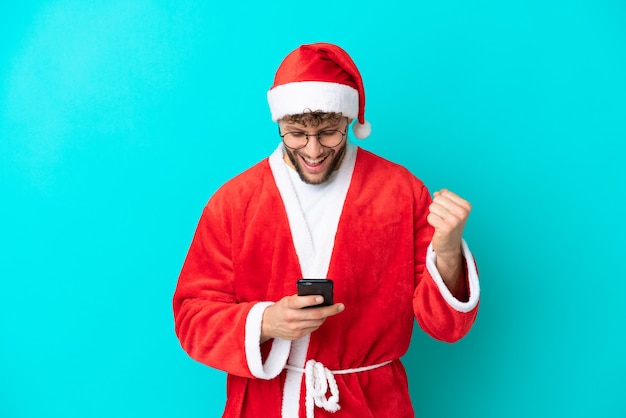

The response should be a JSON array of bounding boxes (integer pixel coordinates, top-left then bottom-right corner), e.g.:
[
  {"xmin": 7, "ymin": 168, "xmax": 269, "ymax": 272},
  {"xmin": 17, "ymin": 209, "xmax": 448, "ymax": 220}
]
[
  {"xmin": 425, "ymin": 239, "xmax": 480, "ymax": 313},
  {"xmin": 245, "ymin": 302, "xmax": 292, "ymax": 379},
  {"xmin": 268, "ymin": 142, "xmax": 358, "ymax": 417},
  {"xmin": 268, "ymin": 81, "xmax": 358, "ymax": 121},
  {"xmin": 281, "ymin": 335, "xmax": 311, "ymax": 418}
]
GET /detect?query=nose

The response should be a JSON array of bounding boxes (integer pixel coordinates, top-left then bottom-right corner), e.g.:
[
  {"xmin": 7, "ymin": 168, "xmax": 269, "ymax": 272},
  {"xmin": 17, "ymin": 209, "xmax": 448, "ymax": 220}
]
[{"xmin": 302, "ymin": 133, "xmax": 324, "ymax": 156}]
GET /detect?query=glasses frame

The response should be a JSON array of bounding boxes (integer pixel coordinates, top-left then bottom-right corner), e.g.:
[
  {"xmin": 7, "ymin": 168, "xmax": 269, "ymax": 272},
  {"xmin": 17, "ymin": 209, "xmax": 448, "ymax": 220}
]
[{"xmin": 278, "ymin": 124, "xmax": 348, "ymax": 150}]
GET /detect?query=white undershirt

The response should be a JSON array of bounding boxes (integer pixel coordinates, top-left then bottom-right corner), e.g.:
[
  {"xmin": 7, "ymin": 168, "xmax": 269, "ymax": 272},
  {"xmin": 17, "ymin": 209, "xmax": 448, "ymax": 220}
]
[{"xmin": 282, "ymin": 142, "xmax": 357, "ymax": 263}]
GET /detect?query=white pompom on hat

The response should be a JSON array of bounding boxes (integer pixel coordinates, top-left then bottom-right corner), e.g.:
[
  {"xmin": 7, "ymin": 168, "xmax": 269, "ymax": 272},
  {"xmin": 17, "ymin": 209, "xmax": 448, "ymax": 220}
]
[{"xmin": 267, "ymin": 43, "xmax": 371, "ymax": 139}]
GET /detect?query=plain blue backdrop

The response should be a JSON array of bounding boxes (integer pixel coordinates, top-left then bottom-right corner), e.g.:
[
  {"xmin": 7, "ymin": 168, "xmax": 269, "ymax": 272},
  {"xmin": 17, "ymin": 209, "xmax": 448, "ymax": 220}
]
[{"xmin": 1, "ymin": 0, "xmax": 625, "ymax": 417}]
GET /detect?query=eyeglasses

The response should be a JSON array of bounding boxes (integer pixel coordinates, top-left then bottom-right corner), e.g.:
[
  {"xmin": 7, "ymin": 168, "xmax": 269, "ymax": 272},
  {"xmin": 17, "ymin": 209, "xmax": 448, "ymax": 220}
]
[{"xmin": 279, "ymin": 125, "xmax": 347, "ymax": 150}]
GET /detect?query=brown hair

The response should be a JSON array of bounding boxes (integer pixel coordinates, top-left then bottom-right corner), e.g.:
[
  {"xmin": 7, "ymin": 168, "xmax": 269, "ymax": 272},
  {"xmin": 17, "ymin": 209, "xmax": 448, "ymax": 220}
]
[{"xmin": 280, "ymin": 110, "xmax": 345, "ymax": 127}]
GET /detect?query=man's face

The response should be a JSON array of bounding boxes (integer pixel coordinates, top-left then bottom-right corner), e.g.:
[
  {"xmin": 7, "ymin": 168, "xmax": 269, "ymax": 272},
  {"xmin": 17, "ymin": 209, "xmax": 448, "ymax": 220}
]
[{"xmin": 279, "ymin": 118, "xmax": 348, "ymax": 185}]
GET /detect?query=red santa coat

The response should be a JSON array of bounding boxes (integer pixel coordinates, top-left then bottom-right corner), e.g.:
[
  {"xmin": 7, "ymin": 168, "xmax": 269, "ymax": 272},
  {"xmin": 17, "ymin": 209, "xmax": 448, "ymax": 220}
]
[{"xmin": 173, "ymin": 144, "xmax": 480, "ymax": 417}]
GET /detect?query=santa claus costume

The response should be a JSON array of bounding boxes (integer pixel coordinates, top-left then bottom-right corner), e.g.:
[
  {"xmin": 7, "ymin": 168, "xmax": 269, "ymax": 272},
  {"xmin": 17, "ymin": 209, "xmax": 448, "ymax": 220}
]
[{"xmin": 173, "ymin": 43, "xmax": 480, "ymax": 418}]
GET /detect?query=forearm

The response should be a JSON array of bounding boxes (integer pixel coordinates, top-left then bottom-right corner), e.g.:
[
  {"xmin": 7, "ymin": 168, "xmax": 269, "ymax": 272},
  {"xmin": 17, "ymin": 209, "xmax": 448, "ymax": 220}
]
[
  {"xmin": 414, "ymin": 240, "xmax": 480, "ymax": 343},
  {"xmin": 435, "ymin": 250, "xmax": 469, "ymax": 302},
  {"xmin": 175, "ymin": 298, "xmax": 251, "ymax": 374}
]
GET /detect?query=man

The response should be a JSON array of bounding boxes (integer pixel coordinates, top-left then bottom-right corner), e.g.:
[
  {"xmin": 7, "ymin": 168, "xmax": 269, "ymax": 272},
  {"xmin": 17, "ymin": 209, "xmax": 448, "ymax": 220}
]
[{"xmin": 173, "ymin": 43, "xmax": 480, "ymax": 417}]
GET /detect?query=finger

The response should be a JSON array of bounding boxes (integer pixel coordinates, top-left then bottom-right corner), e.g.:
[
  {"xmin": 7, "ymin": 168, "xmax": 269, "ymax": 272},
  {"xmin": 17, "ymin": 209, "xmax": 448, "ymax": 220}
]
[
  {"xmin": 429, "ymin": 201, "xmax": 456, "ymax": 222},
  {"xmin": 428, "ymin": 205, "xmax": 464, "ymax": 234},
  {"xmin": 432, "ymin": 197, "xmax": 470, "ymax": 222},
  {"xmin": 434, "ymin": 201, "xmax": 468, "ymax": 222},
  {"xmin": 427, "ymin": 212, "xmax": 451, "ymax": 232},
  {"xmin": 433, "ymin": 192, "xmax": 462, "ymax": 210},
  {"xmin": 434, "ymin": 190, "xmax": 472, "ymax": 212},
  {"xmin": 298, "ymin": 302, "xmax": 345, "ymax": 319},
  {"xmin": 287, "ymin": 294, "xmax": 325, "ymax": 309},
  {"xmin": 318, "ymin": 303, "xmax": 345, "ymax": 317},
  {"xmin": 284, "ymin": 304, "xmax": 345, "ymax": 339}
]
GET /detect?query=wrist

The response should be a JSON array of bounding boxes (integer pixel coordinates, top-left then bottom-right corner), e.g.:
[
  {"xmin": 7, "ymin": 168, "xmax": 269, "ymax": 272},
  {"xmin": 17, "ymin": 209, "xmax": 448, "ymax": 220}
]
[
  {"xmin": 435, "ymin": 249, "xmax": 462, "ymax": 270},
  {"xmin": 435, "ymin": 252, "xmax": 468, "ymax": 302},
  {"xmin": 260, "ymin": 305, "xmax": 273, "ymax": 344}
]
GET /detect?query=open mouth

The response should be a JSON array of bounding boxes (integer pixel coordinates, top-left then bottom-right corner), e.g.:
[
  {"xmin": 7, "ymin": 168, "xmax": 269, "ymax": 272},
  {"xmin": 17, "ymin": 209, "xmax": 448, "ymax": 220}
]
[{"xmin": 300, "ymin": 153, "xmax": 330, "ymax": 173}]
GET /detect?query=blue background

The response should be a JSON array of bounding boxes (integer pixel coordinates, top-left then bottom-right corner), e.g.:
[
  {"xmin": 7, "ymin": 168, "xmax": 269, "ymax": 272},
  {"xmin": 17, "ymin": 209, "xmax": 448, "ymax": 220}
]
[{"xmin": 1, "ymin": 0, "xmax": 625, "ymax": 417}]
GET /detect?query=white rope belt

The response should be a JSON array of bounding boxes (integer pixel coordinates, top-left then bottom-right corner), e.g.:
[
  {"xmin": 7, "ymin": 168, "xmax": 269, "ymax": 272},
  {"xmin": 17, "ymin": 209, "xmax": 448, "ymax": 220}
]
[{"xmin": 285, "ymin": 359, "xmax": 393, "ymax": 418}]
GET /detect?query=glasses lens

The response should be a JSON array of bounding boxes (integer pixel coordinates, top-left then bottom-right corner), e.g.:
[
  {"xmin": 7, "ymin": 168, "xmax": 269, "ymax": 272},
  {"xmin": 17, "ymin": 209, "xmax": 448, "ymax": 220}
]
[
  {"xmin": 318, "ymin": 130, "xmax": 344, "ymax": 147},
  {"xmin": 281, "ymin": 129, "xmax": 345, "ymax": 150},
  {"xmin": 283, "ymin": 132, "xmax": 307, "ymax": 149}
]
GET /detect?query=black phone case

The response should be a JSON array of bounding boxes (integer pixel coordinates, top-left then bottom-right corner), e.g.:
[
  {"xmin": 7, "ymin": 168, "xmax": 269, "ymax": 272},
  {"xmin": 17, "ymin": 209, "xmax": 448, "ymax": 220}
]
[{"xmin": 296, "ymin": 279, "xmax": 334, "ymax": 307}]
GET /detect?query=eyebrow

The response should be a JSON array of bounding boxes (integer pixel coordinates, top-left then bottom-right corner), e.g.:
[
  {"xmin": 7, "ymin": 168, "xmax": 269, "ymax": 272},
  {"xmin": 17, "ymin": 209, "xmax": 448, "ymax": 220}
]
[{"xmin": 283, "ymin": 123, "xmax": 339, "ymax": 131}]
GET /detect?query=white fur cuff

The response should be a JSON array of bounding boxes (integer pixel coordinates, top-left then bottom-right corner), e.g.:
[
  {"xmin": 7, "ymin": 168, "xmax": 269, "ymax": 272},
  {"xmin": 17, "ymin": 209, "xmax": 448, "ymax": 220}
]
[
  {"xmin": 425, "ymin": 240, "xmax": 480, "ymax": 313},
  {"xmin": 245, "ymin": 302, "xmax": 292, "ymax": 379}
]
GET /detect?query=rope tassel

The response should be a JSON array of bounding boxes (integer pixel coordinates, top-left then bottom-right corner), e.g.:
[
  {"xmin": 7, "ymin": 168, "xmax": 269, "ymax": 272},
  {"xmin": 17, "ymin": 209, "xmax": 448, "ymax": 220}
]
[
  {"xmin": 285, "ymin": 359, "xmax": 393, "ymax": 418},
  {"xmin": 305, "ymin": 360, "xmax": 341, "ymax": 416}
]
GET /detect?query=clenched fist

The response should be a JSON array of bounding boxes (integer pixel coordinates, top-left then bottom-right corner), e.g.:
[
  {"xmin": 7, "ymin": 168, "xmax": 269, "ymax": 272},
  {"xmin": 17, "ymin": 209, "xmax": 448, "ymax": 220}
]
[{"xmin": 427, "ymin": 189, "xmax": 472, "ymax": 300}]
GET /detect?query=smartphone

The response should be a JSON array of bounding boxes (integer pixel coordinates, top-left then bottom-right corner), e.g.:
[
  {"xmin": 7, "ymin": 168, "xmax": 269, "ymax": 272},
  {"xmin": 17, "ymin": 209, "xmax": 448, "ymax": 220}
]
[{"xmin": 296, "ymin": 279, "xmax": 334, "ymax": 308}]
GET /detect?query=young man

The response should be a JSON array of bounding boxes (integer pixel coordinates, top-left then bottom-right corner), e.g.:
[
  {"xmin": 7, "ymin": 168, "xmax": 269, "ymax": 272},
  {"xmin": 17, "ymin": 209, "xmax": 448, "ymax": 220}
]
[{"xmin": 173, "ymin": 43, "xmax": 480, "ymax": 417}]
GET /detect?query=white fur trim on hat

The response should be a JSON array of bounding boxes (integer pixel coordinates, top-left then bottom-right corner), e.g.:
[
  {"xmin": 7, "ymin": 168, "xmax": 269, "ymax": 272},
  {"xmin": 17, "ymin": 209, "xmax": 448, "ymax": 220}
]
[{"xmin": 268, "ymin": 81, "xmax": 358, "ymax": 122}]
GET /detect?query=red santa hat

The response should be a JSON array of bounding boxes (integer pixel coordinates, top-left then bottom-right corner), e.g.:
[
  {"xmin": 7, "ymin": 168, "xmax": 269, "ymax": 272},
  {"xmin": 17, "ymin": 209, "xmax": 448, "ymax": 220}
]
[{"xmin": 267, "ymin": 43, "xmax": 371, "ymax": 139}]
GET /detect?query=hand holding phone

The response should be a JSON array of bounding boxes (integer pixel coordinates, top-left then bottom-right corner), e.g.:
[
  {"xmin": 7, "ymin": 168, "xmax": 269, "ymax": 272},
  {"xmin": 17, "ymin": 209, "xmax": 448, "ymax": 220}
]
[
  {"xmin": 260, "ymin": 282, "xmax": 343, "ymax": 342},
  {"xmin": 296, "ymin": 279, "xmax": 334, "ymax": 308}
]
